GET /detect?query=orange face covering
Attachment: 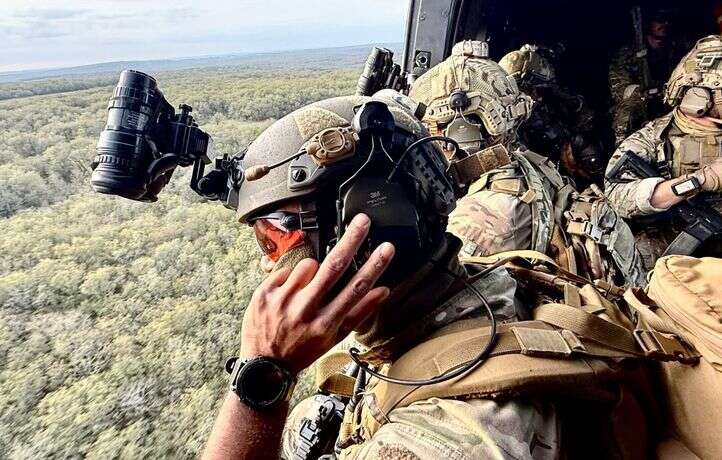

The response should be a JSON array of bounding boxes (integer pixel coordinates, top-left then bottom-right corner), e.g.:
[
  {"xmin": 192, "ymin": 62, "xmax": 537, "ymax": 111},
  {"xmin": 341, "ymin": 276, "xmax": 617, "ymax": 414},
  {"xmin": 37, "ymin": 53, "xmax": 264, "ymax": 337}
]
[{"xmin": 252, "ymin": 218, "xmax": 307, "ymax": 262}]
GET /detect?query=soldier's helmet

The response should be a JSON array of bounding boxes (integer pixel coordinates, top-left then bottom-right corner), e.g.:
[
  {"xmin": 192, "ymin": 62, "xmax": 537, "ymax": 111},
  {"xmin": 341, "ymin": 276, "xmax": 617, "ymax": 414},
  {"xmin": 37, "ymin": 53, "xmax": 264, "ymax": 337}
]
[
  {"xmin": 499, "ymin": 44, "xmax": 556, "ymax": 89},
  {"xmin": 235, "ymin": 94, "xmax": 456, "ymax": 278},
  {"xmin": 409, "ymin": 40, "xmax": 534, "ymax": 153},
  {"xmin": 665, "ymin": 35, "xmax": 722, "ymax": 115}
]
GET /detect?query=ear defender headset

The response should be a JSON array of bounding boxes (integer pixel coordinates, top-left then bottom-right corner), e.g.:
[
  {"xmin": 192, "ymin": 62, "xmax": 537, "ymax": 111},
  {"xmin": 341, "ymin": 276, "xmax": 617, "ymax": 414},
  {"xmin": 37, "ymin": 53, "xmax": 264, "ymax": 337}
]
[{"xmin": 680, "ymin": 87, "xmax": 714, "ymax": 118}]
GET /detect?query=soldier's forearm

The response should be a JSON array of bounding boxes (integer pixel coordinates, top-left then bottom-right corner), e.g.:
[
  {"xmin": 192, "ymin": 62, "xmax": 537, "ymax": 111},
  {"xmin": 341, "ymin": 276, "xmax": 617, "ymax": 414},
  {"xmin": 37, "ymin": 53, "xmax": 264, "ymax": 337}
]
[
  {"xmin": 202, "ymin": 392, "xmax": 288, "ymax": 460},
  {"xmin": 650, "ymin": 179, "xmax": 687, "ymax": 210},
  {"xmin": 605, "ymin": 177, "xmax": 670, "ymax": 218}
]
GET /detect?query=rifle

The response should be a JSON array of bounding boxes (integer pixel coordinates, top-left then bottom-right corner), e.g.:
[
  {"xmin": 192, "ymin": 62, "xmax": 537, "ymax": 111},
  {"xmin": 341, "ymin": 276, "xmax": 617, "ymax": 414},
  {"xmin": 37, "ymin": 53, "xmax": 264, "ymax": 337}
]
[
  {"xmin": 631, "ymin": 6, "xmax": 659, "ymax": 100},
  {"xmin": 606, "ymin": 151, "xmax": 722, "ymax": 256}
]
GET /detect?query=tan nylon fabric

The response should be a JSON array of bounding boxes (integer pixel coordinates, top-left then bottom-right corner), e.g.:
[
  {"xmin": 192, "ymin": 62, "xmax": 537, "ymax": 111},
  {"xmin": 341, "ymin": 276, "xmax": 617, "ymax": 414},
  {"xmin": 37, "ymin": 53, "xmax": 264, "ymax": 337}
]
[
  {"xmin": 665, "ymin": 35, "xmax": 722, "ymax": 106},
  {"xmin": 648, "ymin": 256, "xmax": 722, "ymax": 370},
  {"xmin": 658, "ymin": 359, "xmax": 722, "ymax": 460},
  {"xmin": 315, "ymin": 350, "xmax": 356, "ymax": 396},
  {"xmin": 620, "ymin": 255, "xmax": 722, "ymax": 459},
  {"xmin": 361, "ymin": 303, "xmax": 649, "ymax": 438},
  {"xmin": 409, "ymin": 40, "xmax": 532, "ymax": 139}
]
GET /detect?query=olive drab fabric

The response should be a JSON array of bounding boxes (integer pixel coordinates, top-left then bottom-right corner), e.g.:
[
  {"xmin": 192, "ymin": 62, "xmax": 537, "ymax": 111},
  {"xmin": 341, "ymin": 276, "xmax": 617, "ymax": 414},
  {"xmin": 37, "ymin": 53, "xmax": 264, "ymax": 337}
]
[
  {"xmin": 625, "ymin": 256, "xmax": 722, "ymax": 460},
  {"xmin": 608, "ymin": 44, "xmax": 682, "ymax": 145},
  {"xmin": 608, "ymin": 26, "xmax": 691, "ymax": 145}
]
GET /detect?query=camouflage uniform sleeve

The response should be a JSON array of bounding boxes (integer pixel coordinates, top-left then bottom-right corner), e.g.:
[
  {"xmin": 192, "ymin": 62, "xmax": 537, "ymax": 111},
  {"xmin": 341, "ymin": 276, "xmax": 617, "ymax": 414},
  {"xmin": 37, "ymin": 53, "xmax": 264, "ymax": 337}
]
[
  {"xmin": 339, "ymin": 398, "xmax": 559, "ymax": 460},
  {"xmin": 604, "ymin": 120, "xmax": 669, "ymax": 219},
  {"xmin": 608, "ymin": 47, "xmax": 638, "ymax": 104}
]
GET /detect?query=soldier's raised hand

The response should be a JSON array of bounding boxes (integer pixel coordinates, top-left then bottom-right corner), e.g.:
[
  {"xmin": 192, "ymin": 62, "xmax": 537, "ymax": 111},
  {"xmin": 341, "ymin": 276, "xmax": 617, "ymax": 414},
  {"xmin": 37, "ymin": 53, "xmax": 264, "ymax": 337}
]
[{"xmin": 239, "ymin": 213, "xmax": 394, "ymax": 375}]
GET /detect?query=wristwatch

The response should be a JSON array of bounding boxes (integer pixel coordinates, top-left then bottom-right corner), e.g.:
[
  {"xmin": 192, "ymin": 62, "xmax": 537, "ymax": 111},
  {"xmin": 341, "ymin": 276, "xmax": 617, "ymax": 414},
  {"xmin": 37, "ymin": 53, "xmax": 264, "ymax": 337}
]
[
  {"xmin": 225, "ymin": 356, "xmax": 296, "ymax": 410},
  {"xmin": 671, "ymin": 175, "xmax": 702, "ymax": 198}
]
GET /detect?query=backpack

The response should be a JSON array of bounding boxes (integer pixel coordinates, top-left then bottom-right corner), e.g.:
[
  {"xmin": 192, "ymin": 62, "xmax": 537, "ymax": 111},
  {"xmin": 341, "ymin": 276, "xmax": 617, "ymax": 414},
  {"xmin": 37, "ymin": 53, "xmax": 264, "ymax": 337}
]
[{"xmin": 625, "ymin": 256, "xmax": 722, "ymax": 459}]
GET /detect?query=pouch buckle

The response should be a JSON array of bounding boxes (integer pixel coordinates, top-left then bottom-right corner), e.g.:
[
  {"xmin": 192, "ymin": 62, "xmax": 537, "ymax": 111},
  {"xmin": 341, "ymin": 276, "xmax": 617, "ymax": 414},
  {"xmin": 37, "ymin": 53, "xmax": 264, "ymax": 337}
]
[{"xmin": 633, "ymin": 329, "xmax": 699, "ymax": 364}]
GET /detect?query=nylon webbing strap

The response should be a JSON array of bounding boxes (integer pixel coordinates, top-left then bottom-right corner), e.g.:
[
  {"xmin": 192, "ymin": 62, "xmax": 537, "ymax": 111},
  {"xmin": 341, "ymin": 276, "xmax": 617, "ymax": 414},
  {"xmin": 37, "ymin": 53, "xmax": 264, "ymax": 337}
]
[
  {"xmin": 460, "ymin": 250, "xmax": 556, "ymax": 266},
  {"xmin": 316, "ymin": 351, "xmax": 356, "ymax": 396},
  {"xmin": 534, "ymin": 303, "xmax": 640, "ymax": 355},
  {"xmin": 429, "ymin": 321, "xmax": 645, "ymax": 376},
  {"xmin": 450, "ymin": 144, "xmax": 512, "ymax": 184}
]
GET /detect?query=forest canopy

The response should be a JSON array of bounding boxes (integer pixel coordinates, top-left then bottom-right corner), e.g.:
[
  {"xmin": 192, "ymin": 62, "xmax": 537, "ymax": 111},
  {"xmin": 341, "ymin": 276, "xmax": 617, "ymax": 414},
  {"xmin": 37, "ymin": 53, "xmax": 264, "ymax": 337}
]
[{"xmin": 0, "ymin": 63, "xmax": 359, "ymax": 458}]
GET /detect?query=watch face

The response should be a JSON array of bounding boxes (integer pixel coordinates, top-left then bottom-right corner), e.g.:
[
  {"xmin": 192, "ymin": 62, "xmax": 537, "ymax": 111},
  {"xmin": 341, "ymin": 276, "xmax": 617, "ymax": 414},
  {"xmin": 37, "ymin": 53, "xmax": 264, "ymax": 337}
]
[
  {"xmin": 237, "ymin": 359, "xmax": 289, "ymax": 408},
  {"xmin": 674, "ymin": 179, "xmax": 697, "ymax": 195}
]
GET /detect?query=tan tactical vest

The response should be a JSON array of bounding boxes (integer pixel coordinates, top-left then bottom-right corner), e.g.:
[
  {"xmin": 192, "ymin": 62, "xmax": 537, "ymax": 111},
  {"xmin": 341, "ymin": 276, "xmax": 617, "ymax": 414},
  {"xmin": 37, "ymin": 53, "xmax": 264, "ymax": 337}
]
[
  {"xmin": 646, "ymin": 112, "xmax": 722, "ymax": 180},
  {"xmin": 667, "ymin": 126, "xmax": 722, "ymax": 178},
  {"xmin": 315, "ymin": 255, "xmax": 697, "ymax": 453}
]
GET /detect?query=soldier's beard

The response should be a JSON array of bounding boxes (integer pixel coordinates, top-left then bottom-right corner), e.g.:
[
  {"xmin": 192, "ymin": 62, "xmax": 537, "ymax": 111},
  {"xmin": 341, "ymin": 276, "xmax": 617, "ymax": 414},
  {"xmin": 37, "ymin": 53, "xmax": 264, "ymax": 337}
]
[{"xmin": 271, "ymin": 241, "xmax": 317, "ymax": 273}]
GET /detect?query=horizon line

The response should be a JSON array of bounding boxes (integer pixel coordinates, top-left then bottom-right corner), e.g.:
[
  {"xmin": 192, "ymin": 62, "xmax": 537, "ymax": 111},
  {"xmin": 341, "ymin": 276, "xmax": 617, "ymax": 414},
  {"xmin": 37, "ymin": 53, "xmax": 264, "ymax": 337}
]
[{"xmin": 0, "ymin": 41, "xmax": 404, "ymax": 77}]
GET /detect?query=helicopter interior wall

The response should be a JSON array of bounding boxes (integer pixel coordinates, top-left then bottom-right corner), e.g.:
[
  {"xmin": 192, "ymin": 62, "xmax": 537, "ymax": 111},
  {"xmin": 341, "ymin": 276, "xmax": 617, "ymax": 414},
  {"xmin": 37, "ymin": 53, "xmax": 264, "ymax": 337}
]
[{"xmin": 453, "ymin": 0, "xmax": 719, "ymax": 144}]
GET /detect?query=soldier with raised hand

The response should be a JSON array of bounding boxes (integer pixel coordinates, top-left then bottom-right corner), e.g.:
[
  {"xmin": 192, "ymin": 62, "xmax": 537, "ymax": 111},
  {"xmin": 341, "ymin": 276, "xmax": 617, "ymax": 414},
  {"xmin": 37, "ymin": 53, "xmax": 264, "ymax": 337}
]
[
  {"xmin": 198, "ymin": 87, "xmax": 700, "ymax": 459},
  {"xmin": 605, "ymin": 35, "xmax": 722, "ymax": 269},
  {"xmin": 411, "ymin": 40, "xmax": 646, "ymax": 289},
  {"xmin": 200, "ymin": 94, "xmax": 564, "ymax": 460},
  {"xmin": 609, "ymin": 4, "xmax": 689, "ymax": 145}
]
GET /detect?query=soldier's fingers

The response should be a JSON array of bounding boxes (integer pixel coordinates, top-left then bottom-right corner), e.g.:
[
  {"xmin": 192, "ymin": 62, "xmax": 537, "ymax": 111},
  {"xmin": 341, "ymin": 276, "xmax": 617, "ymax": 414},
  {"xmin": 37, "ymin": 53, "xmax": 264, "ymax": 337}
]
[
  {"xmin": 337, "ymin": 287, "xmax": 391, "ymax": 338},
  {"xmin": 304, "ymin": 213, "xmax": 371, "ymax": 299},
  {"xmin": 323, "ymin": 242, "xmax": 394, "ymax": 317},
  {"xmin": 280, "ymin": 258, "xmax": 319, "ymax": 294},
  {"xmin": 262, "ymin": 266, "xmax": 292, "ymax": 288}
]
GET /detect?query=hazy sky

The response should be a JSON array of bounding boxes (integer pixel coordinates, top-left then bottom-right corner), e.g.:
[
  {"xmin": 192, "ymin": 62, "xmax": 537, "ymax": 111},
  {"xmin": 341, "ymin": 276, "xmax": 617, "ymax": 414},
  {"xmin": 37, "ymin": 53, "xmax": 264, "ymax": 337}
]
[{"xmin": 0, "ymin": 0, "xmax": 408, "ymax": 72}]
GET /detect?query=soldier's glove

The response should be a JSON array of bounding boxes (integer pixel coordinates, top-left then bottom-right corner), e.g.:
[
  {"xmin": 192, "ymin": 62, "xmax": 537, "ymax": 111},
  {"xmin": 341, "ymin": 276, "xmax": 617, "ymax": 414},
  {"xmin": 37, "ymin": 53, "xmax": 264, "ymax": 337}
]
[{"xmin": 694, "ymin": 159, "xmax": 722, "ymax": 193}]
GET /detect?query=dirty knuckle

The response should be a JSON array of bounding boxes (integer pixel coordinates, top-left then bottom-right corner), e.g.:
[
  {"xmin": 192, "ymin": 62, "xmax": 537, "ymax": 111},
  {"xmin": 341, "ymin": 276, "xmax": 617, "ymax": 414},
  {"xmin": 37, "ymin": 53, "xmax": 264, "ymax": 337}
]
[
  {"xmin": 372, "ymin": 253, "xmax": 388, "ymax": 270},
  {"xmin": 351, "ymin": 277, "xmax": 370, "ymax": 296},
  {"xmin": 347, "ymin": 224, "xmax": 366, "ymax": 240},
  {"xmin": 326, "ymin": 255, "xmax": 347, "ymax": 274}
]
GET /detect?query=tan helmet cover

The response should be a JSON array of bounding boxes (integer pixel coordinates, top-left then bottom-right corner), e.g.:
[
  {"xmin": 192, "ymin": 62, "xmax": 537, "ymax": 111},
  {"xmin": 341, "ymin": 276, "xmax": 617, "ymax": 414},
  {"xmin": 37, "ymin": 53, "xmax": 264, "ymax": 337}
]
[
  {"xmin": 499, "ymin": 44, "xmax": 556, "ymax": 86},
  {"xmin": 410, "ymin": 40, "xmax": 534, "ymax": 138},
  {"xmin": 236, "ymin": 95, "xmax": 431, "ymax": 223},
  {"xmin": 665, "ymin": 35, "xmax": 722, "ymax": 106}
]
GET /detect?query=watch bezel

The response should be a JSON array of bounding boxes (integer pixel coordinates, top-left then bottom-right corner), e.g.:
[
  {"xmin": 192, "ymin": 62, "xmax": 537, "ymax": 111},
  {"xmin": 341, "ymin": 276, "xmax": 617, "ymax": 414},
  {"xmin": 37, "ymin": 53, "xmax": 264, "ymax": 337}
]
[{"xmin": 229, "ymin": 356, "xmax": 295, "ymax": 410}]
